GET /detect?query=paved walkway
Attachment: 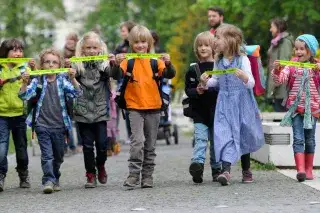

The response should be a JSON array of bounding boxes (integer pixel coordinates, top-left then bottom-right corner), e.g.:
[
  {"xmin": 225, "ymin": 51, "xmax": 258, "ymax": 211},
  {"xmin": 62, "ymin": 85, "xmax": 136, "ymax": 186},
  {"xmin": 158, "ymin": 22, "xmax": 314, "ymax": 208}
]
[
  {"xmin": 1, "ymin": 132, "xmax": 320, "ymax": 212},
  {"xmin": 279, "ymin": 169, "xmax": 320, "ymax": 191}
]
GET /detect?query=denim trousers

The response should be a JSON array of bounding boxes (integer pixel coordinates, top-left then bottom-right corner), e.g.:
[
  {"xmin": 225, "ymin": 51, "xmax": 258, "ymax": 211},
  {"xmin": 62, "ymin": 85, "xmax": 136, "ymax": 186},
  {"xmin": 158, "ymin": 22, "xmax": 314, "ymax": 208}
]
[
  {"xmin": 192, "ymin": 123, "xmax": 221, "ymax": 169},
  {"xmin": 292, "ymin": 114, "xmax": 317, "ymax": 153},
  {"xmin": 35, "ymin": 126, "xmax": 65, "ymax": 185}
]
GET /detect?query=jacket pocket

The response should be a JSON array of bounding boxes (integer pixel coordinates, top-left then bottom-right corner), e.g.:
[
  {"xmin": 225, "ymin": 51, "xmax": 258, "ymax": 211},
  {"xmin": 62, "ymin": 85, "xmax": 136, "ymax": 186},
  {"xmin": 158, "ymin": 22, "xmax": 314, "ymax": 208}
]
[{"xmin": 74, "ymin": 98, "xmax": 88, "ymax": 115}]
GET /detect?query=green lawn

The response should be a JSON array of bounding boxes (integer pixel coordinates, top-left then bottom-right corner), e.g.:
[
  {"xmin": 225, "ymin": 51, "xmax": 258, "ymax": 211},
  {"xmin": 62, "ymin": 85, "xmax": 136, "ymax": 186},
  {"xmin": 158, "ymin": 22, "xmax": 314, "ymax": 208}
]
[{"xmin": 8, "ymin": 128, "xmax": 32, "ymax": 154}]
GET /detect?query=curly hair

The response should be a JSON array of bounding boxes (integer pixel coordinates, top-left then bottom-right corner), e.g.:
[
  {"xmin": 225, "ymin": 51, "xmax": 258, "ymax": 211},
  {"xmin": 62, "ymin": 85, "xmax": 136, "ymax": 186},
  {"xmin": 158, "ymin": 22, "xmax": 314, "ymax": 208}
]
[{"xmin": 39, "ymin": 48, "xmax": 64, "ymax": 69}]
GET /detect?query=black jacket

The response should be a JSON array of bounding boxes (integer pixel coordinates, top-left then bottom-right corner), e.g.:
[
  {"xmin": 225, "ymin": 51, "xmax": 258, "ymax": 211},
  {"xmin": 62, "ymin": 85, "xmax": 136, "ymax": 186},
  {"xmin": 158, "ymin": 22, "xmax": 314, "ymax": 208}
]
[
  {"xmin": 184, "ymin": 62, "xmax": 218, "ymax": 127},
  {"xmin": 113, "ymin": 40, "xmax": 130, "ymax": 55}
]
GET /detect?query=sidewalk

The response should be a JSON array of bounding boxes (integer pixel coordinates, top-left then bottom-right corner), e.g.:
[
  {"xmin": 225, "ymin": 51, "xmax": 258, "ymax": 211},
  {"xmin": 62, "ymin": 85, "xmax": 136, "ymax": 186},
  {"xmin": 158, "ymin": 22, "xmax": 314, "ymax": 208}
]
[
  {"xmin": 279, "ymin": 169, "xmax": 320, "ymax": 191},
  {"xmin": 2, "ymin": 133, "xmax": 320, "ymax": 212}
]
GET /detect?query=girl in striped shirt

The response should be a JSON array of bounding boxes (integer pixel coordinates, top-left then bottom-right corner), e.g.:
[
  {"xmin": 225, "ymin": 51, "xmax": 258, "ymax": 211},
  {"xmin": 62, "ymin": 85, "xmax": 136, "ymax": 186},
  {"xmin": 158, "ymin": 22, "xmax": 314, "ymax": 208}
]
[{"xmin": 272, "ymin": 34, "xmax": 320, "ymax": 182}]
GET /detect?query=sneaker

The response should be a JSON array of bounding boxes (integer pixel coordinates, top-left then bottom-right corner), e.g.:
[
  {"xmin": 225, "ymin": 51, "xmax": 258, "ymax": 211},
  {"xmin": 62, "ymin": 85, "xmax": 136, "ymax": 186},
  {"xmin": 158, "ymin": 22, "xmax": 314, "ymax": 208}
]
[
  {"xmin": 189, "ymin": 162, "xmax": 204, "ymax": 183},
  {"xmin": 242, "ymin": 170, "xmax": 253, "ymax": 183},
  {"xmin": 53, "ymin": 181, "xmax": 61, "ymax": 192},
  {"xmin": 123, "ymin": 174, "xmax": 140, "ymax": 188},
  {"xmin": 43, "ymin": 181, "xmax": 54, "ymax": 194},
  {"xmin": 141, "ymin": 176, "xmax": 153, "ymax": 188},
  {"xmin": 85, "ymin": 173, "xmax": 97, "ymax": 188},
  {"xmin": 212, "ymin": 168, "xmax": 221, "ymax": 182},
  {"xmin": 97, "ymin": 166, "xmax": 107, "ymax": 184},
  {"xmin": 0, "ymin": 173, "xmax": 5, "ymax": 192},
  {"xmin": 18, "ymin": 169, "xmax": 31, "ymax": 188},
  {"xmin": 217, "ymin": 172, "xmax": 231, "ymax": 186}
]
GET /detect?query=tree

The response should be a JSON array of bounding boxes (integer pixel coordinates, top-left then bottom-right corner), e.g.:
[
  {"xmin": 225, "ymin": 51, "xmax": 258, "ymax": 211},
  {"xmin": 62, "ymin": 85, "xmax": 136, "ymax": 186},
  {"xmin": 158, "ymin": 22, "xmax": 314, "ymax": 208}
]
[{"xmin": 0, "ymin": 0, "xmax": 65, "ymax": 56}]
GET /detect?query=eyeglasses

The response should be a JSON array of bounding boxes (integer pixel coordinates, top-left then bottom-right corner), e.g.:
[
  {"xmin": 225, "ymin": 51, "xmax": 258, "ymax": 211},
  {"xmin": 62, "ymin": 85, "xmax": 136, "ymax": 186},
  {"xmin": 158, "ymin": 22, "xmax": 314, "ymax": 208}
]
[{"xmin": 43, "ymin": 60, "xmax": 59, "ymax": 65}]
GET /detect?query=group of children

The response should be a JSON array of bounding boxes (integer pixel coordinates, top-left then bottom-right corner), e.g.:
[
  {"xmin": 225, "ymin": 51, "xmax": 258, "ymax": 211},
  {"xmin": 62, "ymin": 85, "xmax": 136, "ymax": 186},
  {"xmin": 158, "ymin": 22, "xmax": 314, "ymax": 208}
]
[
  {"xmin": 186, "ymin": 24, "xmax": 320, "ymax": 186},
  {"xmin": 0, "ymin": 20, "xmax": 319, "ymax": 194},
  {"xmin": 0, "ymin": 24, "xmax": 175, "ymax": 193}
]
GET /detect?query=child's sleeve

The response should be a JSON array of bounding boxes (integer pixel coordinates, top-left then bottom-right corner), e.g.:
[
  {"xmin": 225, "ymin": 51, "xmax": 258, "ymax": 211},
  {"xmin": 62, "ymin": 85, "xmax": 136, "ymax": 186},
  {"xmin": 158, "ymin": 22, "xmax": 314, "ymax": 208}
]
[
  {"xmin": 158, "ymin": 60, "xmax": 176, "ymax": 79},
  {"xmin": 18, "ymin": 78, "xmax": 39, "ymax": 100},
  {"xmin": 271, "ymin": 66, "xmax": 290, "ymax": 85},
  {"xmin": 109, "ymin": 60, "xmax": 126, "ymax": 81},
  {"xmin": 241, "ymin": 56, "xmax": 255, "ymax": 89},
  {"xmin": 62, "ymin": 77, "xmax": 82, "ymax": 98},
  {"xmin": 207, "ymin": 63, "xmax": 219, "ymax": 88}
]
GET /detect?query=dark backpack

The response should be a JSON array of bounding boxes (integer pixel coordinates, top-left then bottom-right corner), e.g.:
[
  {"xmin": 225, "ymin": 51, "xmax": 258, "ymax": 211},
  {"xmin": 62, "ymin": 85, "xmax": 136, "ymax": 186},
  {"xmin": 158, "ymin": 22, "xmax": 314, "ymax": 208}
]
[
  {"xmin": 115, "ymin": 58, "xmax": 169, "ymax": 113},
  {"xmin": 182, "ymin": 63, "xmax": 201, "ymax": 118}
]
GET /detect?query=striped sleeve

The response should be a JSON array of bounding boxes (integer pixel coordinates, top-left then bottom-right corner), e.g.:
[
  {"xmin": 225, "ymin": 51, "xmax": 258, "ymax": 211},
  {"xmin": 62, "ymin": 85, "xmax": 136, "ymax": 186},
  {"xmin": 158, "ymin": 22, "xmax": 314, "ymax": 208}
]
[{"xmin": 272, "ymin": 66, "xmax": 290, "ymax": 85}]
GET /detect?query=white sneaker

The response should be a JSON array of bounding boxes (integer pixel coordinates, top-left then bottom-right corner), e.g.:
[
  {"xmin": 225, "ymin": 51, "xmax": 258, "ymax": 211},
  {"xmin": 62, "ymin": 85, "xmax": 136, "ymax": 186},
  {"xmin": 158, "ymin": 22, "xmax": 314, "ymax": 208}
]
[{"xmin": 43, "ymin": 181, "xmax": 54, "ymax": 194}]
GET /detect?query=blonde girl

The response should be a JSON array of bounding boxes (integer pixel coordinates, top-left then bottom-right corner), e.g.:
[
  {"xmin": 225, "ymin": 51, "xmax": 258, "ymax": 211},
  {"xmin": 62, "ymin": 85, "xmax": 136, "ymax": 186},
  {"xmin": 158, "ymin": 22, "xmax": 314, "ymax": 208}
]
[
  {"xmin": 203, "ymin": 24, "xmax": 264, "ymax": 186},
  {"xmin": 73, "ymin": 31, "xmax": 119, "ymax": 188}
]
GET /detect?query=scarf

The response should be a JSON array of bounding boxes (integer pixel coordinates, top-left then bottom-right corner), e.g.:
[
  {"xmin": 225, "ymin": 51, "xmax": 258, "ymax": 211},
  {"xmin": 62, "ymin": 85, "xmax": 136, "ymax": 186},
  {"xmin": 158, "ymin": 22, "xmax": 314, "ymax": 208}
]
[
  {"xmin": 271, "ymin": 32, "xmax": 286, "ymax": 47},
  {"xmin": 280, "ymin": 68, "xmax": 313, "ymax": 129}
]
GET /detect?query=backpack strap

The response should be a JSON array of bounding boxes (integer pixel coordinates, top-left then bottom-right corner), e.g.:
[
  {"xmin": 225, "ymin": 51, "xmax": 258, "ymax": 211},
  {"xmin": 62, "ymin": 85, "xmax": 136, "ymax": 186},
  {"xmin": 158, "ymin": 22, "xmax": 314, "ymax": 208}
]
[
  {"xmin": 114, "ymin": 59, "xmax": 135, "ymax": 113},
  {"xmin": 127, "ymin": 58, "xmax": 135, "ymax": 78},
  {"xmin": 192, "ymin": 63, "xmax": 201, "ymax": 81},
  {"xmin": 150, "ymin": 59, "xmax": 170, "ymax": 113},
  {"xmin": 150, "ymin": 58, "xmax": 159, "ymax": 80}
]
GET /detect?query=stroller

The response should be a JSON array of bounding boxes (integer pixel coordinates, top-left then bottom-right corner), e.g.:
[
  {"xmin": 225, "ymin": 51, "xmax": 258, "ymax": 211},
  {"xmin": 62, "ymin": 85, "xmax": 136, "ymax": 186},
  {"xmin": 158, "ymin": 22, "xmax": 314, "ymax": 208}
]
[{"xmin": 157, "ymin": 79, "xmax": 179, "ymax": 145}]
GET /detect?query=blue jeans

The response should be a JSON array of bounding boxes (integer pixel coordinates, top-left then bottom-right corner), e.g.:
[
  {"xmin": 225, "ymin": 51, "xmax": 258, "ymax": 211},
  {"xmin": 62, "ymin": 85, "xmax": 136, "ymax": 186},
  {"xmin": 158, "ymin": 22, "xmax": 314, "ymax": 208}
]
[
  {"xmin": 192, "ymin": 123, "xmax": 221, "ymax": 169},
  {"xmin": 35, "ymin": 126, "xmax": 65, "ymax": 185},
  {"xmin": 292, "ymin": 114, "xmax": 317, "ymax": 153},
  {"xmin": 0, "ymin": 116, "xmax": 28, "ymax": 175}
]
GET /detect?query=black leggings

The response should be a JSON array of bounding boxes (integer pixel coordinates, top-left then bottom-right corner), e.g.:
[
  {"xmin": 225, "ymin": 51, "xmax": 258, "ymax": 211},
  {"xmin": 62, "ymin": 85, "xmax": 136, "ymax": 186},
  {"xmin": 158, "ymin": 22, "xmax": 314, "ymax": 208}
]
[{"xmin": 222, "ymin": 153, "xmax": 251, "ymax": 173}]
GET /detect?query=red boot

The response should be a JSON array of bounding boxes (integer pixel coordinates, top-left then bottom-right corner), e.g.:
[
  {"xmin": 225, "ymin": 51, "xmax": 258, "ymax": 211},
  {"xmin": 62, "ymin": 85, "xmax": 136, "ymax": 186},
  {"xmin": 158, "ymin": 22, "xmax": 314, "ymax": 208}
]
[
  {"xmin": 294, "ymin": 153, "xmax": 306, "ymax": 182},
  {"xmin": 305, "ymin": 153, "xmax": 314, "ymax": 180}
]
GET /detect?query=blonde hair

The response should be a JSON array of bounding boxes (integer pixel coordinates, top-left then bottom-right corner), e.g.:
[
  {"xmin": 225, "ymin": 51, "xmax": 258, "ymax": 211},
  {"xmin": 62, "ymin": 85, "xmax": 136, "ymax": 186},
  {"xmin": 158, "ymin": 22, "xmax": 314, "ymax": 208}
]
[
  {"xmin": 39, "ymin": 48, "xmax": 64, "ymax": 69},
  {"xmin": 75, "ymin": 31, "xmax": 109, "ymax": 72},
  {"xmin": 128, "ymin": 25, "xmax": 154, "ymax": 53},
  {"xmin": 193, "ymin": 31, "xmax": 215, "ymax": 60},
  {"xmin": 215, "ymin": 24, "xmax": 245, "ymax": 58}
]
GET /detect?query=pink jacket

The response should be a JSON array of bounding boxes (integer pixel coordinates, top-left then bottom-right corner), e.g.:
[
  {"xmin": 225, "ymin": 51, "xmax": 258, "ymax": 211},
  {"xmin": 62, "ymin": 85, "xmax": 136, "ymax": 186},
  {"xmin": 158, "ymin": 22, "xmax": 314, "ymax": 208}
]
[
  {"xmin": 272, "ymin": 66, "xmax": 320, "ymax": 117},
  {"xmin": 107, "ymin": 91, "xmax": 118, "ymax": 138}
]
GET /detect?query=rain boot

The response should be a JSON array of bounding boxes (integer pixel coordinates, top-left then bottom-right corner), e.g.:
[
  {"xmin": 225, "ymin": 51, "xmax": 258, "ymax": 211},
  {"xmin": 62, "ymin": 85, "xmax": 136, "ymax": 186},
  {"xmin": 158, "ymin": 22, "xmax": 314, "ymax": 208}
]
[
  {"xmin": 305, "ymin": 153, "xmax": 314, "ymax": 180},
  {"xmin": 294, "ymin": 153, "xmax": 306, "ymax": 182}
]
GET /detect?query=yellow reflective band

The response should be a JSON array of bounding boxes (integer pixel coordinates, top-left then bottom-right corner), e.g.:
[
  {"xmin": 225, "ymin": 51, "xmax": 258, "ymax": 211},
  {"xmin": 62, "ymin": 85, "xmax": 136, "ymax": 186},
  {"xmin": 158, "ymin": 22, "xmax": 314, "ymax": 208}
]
[
  {"xmin": 279, "ymin": 60, "xmax": 316, "ymax": 69},
  {"xmin": 29, "ymin": 68, "xmax": 68, "ymax": 76},
  {"xmin": 69, "ymin": 55, "xmax": 109, "ymax": 62},
  {"xmin": 205, "ymin": 68, "xmax": 237, "ymax": 75},
  {"xmin": 0, "ymin": 58, "xmax": 32, "ymax": 63},
  {"xmin": 125, "ymin": 53, "xmax": 163, "ymax": 59}
]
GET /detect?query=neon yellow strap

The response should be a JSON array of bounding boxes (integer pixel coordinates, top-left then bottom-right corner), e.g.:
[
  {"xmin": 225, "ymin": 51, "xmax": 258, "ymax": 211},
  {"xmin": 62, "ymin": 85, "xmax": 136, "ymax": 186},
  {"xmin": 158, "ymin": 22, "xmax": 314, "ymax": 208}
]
[
  {"xmin": 69, "ymin": 55, "xmax": 109, "ymax": 62},
  {"xmin": 29, "ymin": 68, "xmax": 68, "ymax": 76},
  {"xmin": 205, "ymin": 68, "xmax": 237, "ymax": 75},
  {"xmin": 0, "ymin": 58, "xmax": 32, "ymax": 63},
  {"xmin": 279, "ymin": 60, "xmax": 316, "ymax": 69},
  {"xmin": 125, "ymin": 53, "xmax": 163, "ymax": 59}
]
